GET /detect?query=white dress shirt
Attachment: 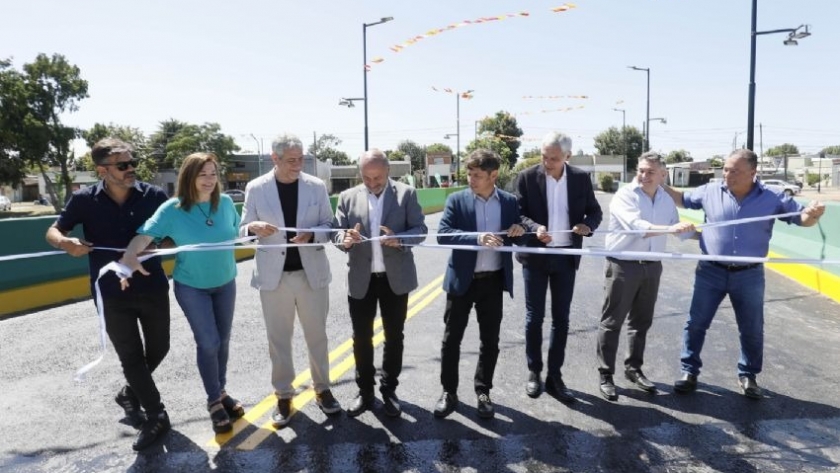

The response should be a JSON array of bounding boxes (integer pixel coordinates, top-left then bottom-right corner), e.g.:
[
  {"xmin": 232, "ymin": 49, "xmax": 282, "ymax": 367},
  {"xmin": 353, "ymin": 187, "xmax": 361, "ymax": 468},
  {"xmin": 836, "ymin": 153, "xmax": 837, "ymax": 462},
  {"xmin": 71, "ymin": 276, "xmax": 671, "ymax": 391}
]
[
  {"xmin": 545, "ymin": 166, "xmax": 572, "ymax": 247},
  {"xmin": 368, "ymin": 188, "xmax": 386, "ymax": 273},
  {"xmin": 605, "ymin": 181, "xmax": 680, "ymax": 257}
]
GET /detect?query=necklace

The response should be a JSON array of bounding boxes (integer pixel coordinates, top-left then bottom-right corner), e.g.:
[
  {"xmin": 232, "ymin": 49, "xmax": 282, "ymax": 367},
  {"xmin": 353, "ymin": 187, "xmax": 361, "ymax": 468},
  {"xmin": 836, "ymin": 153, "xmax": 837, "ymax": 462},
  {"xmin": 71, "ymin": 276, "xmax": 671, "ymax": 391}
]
[{"xmin": 196, "ymin": 202, "xmax": 214, "ymax": 226}]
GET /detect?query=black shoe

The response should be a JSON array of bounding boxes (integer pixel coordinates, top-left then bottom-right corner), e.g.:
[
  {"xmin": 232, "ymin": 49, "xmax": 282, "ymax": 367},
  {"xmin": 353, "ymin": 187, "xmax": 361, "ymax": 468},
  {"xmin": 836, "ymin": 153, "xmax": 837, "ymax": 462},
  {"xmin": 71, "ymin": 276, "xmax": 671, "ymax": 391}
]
[
  {"xmin": 132, "ymin": 411, "xmax": 170, "ymax": 451},
  {"xmin": 476, "ymin": 393, "xmax": 494, "ymax": 419},
  {"xmin": 115, "ymin": 386, "xmax": 145, "ymax": 429},
  {"xmin": 674, "ymin": 373, "xmax": 698, "ymax": 393},
  {"xmin": 599, "ymin": 374, "xmax": 618, "ymax": 401},
  {"xmin": 625, "ymin": 369, "xmax": 657, "ymax": 393},
  {"xmin": 271, "ymin": 398, "xmax": 292, "ymax": 428},
  {"xmin": 315, "ymin": 389, "xmax": 342, "ymax": 415},
  {"xmin": 545, "ymin": 374, "xmax": 576, "ymax": 403},
  {"xmin": 526, "ymin": 372, "xmax": 542, "ymax": 398},
  {"xmin": 346, "ymin": 391, "xmax": 374, "ymax": 418},
  {"xmin": 382, "ymin": 391, "xmax": 401, "ymax": 418},
  {"xmin": 738, "ymin": 376, "xmax": 762, "ymax": 400},
  {"xmin": 433, "ymin": 391, "xmax": 458, "ymax": 418}
]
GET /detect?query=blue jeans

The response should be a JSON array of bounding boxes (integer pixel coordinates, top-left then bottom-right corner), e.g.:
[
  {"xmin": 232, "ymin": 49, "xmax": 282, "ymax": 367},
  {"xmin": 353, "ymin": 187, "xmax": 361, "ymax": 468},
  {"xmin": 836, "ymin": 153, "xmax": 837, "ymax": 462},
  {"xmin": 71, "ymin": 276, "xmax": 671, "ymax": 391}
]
[
  {"xmin": 174, "ymin": 279, "xmax": 237, "ymax": 403},
  {"xmin": 523, "ymin": 254, "xmax": 577, "ymax": 376},
  {"xmin": 681, "ymin": 261, "xmax": 765, "ymax": 378}
]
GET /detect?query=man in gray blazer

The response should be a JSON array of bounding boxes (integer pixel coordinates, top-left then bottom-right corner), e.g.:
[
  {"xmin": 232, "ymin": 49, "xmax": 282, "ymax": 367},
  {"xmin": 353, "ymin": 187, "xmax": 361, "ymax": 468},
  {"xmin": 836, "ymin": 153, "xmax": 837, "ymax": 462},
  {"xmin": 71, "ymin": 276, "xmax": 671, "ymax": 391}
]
[
  {"xmin": 333, "ymin": 149, "xmax": 427, "ymax": 418},
  {"xmin": 240, "ymin": 133, "xmax": 341, "ymax": 427}
]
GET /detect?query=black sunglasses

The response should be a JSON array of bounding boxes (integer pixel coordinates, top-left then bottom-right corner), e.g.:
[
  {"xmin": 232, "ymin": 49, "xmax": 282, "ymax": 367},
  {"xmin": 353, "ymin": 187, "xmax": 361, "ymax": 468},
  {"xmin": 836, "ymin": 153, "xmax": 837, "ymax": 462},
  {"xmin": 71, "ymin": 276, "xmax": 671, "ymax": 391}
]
[{"xmin": 103, "ymin": 159, "xmax": 139, "ymax": 171}]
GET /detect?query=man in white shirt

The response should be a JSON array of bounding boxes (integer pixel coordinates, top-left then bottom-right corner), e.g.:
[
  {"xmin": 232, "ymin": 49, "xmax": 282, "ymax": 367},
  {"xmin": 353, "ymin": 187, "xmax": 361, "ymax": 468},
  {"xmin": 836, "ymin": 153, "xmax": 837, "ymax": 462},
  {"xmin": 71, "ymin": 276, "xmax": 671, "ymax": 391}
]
[
  {"xmin": 333, "ymin": 149, "xmax": 427, "ymax": 418},
  {"xmin": 596, "ymin": 152, "xmax": 694, "ymax": 401}
]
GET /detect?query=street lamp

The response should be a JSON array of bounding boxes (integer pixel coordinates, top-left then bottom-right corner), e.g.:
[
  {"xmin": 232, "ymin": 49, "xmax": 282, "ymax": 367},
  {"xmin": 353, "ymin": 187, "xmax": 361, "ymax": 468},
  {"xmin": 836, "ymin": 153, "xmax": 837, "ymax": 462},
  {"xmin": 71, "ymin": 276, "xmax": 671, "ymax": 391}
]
[
  {"xmin": 249, "ymin": 134, "xmax": 263, "ymax": 176},
  {"xmin": 339, "ymin": 97, "xmax": 364, "ymax": 108},
  {"xmin": 613, "ymin": 108, "xmax": 626, "ymax": 180},
  {"xmin": 455, "ymin": 90, "xmax": 474, "ymax": 184},
  {"xmin": 647, "ymin": 118, "xmax": 667, "ymax": 151},
  {"xmin": 746, "ymin": 0, "xmax": 810, "ymax": 150},
  {"xmin": 628, "ymin": 66, "xmax": 650, "ymax": 152},
  {"xmin": 363, "ymin": 16, "xmax": 394, "ymax": 151}
]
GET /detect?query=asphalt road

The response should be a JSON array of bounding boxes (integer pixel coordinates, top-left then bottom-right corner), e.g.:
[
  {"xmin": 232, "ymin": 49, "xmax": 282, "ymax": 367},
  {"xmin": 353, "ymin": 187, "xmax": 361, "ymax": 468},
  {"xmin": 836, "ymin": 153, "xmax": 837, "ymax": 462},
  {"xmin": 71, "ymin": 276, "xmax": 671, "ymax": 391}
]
[{"xmin": 2, "ymin": 193, "xmax": 839, "ymax": 473}]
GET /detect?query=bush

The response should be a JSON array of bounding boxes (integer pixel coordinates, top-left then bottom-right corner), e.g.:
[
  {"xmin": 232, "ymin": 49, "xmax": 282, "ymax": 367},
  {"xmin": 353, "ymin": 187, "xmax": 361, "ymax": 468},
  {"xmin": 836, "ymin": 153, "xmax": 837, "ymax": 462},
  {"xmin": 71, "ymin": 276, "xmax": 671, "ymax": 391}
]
[
  {"xmin": 807, "ymin": 173, "xmax": 821, "ymax": 186},
  {"xmin": 599, "ymin": 174, "xmax": 615, "ymax": 192}
]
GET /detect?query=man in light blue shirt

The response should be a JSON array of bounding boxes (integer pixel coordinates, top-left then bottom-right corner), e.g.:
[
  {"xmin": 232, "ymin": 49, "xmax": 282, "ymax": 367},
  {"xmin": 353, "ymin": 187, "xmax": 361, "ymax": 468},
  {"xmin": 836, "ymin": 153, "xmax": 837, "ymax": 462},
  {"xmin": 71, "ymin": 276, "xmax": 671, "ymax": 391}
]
[
  {"xmin": 664, "ymin": 149, "xmax": 825, "ymax": 399},
  {"xmin": 597, "ymin": 153, "xmax": 694, "ymax": 401}
]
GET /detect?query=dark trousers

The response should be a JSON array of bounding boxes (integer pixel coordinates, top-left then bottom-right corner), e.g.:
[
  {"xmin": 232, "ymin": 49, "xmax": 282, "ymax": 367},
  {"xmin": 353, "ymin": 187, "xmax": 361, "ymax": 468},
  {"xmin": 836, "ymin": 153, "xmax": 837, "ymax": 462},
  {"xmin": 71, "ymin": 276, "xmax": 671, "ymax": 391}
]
[
  {"xmin": 597, "ymin": 259, "xmax": 663, "ymax": 375},
  {"xmin": 440, "ymin": 271, "xmax": 504, "ymax": 395},
  {"xmin": 103, "ymin": 290, "xmax": 170, "ymax": 414},
  {"xmin": 523, "ymin": 254, "xmax": 577, "ymax": 376},
  {"xmin": 348, "ymin": 274, "xmax": 408, "ymax": 394}
]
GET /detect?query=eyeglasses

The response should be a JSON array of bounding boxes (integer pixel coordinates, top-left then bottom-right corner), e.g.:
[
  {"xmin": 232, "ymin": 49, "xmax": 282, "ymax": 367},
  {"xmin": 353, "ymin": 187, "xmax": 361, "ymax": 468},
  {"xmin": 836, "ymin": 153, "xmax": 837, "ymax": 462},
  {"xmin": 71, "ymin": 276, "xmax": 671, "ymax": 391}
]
[{"xmin": 102, "ymin": 159, "xmax": 139, "ymax": 171}]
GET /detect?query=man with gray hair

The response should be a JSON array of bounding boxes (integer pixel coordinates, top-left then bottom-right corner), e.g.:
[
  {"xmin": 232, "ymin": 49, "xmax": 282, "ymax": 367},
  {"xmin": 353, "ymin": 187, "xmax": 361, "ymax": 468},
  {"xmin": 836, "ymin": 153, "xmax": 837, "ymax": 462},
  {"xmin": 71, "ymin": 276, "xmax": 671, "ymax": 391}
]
[
  {"xmin": 240, "ymin": 133, "xmax": 341, "ymax": 427},
  {"xmin": 596, "ymin": 152, "xmax": 694, "ymax": 401},
  {"xmin": 333, "ymin": 148, "xmax": 427, "ymax": 418},
  {"xmin": 515, "ymin": 131, "xmax": 602, "ymax": 402}
]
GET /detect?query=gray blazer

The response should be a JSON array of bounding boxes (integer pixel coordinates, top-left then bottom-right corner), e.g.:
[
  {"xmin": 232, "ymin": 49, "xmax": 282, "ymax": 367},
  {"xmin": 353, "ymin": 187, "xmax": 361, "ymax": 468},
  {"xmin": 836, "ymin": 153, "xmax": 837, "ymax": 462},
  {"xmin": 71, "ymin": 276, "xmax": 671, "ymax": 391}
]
[
  {"xmin": 239, "ymin": 170, "xmax": 332, "ymax": 291},
  {"xmin": 333, "ymin": 180, "xmax": 427, "ymax": 299}
]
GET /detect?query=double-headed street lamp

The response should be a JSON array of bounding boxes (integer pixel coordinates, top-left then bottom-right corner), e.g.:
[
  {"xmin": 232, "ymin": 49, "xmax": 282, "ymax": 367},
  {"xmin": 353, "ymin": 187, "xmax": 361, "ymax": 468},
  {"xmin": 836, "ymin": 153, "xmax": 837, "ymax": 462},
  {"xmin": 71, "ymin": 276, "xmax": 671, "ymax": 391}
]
[
  {"xmin": 746, "ymin": 0, "xmax": 810, "ymax": 150},
  {"xmin": 362, "ymin": 16, "xmax": 394, "ymax": 151},
  {"xmin": 628, "ymin": 66, "xmax": 650, "ymax": 152}
]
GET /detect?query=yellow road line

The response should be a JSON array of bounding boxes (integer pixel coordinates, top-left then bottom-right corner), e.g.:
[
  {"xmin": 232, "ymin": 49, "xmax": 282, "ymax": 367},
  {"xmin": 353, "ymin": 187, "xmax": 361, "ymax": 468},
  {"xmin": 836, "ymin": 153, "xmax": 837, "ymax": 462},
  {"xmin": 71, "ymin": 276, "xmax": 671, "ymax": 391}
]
[
  {"xmin": 234, "ymin": 285, "xmax": 444, "ymax": 451},
  {"xmin": 205, "ymin": 275, "xmax": 444, "ymax": 449}
]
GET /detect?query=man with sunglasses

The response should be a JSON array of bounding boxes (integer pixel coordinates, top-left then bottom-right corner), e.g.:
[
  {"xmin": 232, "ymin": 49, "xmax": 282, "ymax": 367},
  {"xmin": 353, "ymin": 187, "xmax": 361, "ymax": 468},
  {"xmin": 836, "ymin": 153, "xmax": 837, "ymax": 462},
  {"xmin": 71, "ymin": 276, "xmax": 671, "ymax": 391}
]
[{"xmin": 46, "ymin": 138, "xmax": 172, "ymax": 450}]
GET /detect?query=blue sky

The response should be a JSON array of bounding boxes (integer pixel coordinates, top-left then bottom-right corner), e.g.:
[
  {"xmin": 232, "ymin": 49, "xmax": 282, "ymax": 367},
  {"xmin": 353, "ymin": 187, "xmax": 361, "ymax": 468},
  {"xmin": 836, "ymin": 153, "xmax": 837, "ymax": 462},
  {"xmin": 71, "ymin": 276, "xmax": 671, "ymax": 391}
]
[{"xmin": 2, "ymin": 0, "xmax": 837, "ymax": 161}]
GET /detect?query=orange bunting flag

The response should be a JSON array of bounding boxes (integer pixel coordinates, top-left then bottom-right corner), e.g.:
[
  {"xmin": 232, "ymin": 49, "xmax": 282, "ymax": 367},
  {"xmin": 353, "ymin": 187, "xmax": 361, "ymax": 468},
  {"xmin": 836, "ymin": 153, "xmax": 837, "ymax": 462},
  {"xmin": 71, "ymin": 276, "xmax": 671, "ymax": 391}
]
[
  {"xmin": 366, "ymin": 7, "xmax": 573, "ymax": 71},
  {"xmin": 371, "ymin": 57, "xmax": 384, "ymax": 64},
  {"xmin": 615, "ymin": 100, "xmax": 624, "ymax": 105},
  {"xmin": 513, "ymin": 105, "xmax": 585, "ymax": 117}
]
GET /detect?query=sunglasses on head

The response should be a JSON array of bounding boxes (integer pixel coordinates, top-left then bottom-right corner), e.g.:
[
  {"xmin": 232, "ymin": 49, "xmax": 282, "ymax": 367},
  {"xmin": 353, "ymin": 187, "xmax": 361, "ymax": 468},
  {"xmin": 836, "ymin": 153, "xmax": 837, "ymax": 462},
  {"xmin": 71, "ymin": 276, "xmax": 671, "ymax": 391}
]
[{"xmin": 103, "ymin": 159, "xmax": 139, "ymax": 171}]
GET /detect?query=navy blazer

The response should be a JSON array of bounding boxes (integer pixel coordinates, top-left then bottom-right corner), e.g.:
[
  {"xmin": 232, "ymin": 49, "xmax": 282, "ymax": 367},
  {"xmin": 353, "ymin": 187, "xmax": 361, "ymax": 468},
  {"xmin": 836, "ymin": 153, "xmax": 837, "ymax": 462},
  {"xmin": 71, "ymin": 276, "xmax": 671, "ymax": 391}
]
[
  {"xmin": 438, "ymin": 188, "xmax": 521, "ymax": 297},
  {"xmin": 515, "ymin": 163, "xmax": 603, "ymax": 269}
]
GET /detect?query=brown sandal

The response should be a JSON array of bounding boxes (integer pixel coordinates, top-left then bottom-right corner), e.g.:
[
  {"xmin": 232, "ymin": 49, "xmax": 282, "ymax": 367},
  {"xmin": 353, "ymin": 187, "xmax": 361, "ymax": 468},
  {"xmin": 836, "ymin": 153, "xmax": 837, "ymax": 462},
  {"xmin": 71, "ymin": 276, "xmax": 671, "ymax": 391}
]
[{"xmin": 208, "ymin": 400, "xmax": 232, "ymax": 434}]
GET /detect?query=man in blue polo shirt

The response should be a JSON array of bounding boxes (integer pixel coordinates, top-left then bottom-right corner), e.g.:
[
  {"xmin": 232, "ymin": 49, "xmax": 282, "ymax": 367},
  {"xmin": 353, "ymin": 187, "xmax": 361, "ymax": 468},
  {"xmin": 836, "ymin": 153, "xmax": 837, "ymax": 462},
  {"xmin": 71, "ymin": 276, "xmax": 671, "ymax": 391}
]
[
  {"xmin": 664, "ymin": 149, "xmax": 825, "ymax": 399},
  {"xmin": 46, "ymin": 138, "xmax": 171, "ymax": 450}
]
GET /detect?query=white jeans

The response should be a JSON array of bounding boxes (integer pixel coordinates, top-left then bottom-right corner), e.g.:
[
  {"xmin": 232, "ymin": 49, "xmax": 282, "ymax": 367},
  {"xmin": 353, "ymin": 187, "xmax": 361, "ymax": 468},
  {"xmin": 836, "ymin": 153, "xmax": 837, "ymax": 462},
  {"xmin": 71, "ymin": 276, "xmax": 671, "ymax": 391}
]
[{"xmin": 259, "ymin": 271, "xmax": 330, "ymax": 398}]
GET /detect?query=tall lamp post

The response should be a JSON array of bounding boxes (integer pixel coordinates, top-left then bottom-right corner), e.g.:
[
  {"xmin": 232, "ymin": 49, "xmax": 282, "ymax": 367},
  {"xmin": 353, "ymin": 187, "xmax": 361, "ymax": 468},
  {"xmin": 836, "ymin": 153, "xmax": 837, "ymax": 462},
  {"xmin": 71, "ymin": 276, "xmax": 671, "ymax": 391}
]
[
  {"xmin": 628, "ymin": 66, "xmax": 650, "ymax": 152},
  {"xmin": 746, "ymin": 0, "xmax": 810, "ymax": 150},
  {"xmin": 249, "ymin": 133, "xmax": 263, "ymax": 176},
  {"xmin": 613, "ymin": 108, "xmax": 626, "ymax": 180},
  {"xmin": 455, "ymin": 90, "xmax": 474, "ymax": 183},
  {"xmin": 363, "ymin": 16, "xmax": 394, "ymax": 151}
]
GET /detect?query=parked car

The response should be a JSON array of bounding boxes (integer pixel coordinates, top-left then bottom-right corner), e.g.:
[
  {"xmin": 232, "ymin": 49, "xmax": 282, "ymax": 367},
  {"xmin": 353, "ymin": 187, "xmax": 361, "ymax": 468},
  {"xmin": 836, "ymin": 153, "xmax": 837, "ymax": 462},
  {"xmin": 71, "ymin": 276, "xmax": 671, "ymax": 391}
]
[
  {"xmin": 224, "ymin": 189, "xmax": 245, "ymax": 202},
  {"xmin": 761, "ymin": 179, "xmax": 800, "ymax": 196},
  {"xmin": 0, "ymin": 195, "xmax": 11, "ymax": 211}
]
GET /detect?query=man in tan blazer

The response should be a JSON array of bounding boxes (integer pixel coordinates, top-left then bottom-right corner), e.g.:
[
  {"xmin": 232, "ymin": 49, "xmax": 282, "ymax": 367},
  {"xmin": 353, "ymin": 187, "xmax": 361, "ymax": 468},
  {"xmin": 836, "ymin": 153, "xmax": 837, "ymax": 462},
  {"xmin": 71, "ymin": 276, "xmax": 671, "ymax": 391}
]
[
  {"xmin": 240, "ymin": 133, "xmax": 340, "ymax": 427},
  {"xmin": 333, "ymin": 149, "xmax": 427, "ymax": 418}
]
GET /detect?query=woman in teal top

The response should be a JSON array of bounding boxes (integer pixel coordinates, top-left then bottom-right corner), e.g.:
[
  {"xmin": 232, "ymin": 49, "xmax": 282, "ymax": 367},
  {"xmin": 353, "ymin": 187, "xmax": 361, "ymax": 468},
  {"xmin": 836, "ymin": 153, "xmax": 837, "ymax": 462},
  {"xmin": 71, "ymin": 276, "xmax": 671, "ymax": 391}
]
[{"xmin": 121, "ymin": 152, "xmax": 244, "ymax": 434}]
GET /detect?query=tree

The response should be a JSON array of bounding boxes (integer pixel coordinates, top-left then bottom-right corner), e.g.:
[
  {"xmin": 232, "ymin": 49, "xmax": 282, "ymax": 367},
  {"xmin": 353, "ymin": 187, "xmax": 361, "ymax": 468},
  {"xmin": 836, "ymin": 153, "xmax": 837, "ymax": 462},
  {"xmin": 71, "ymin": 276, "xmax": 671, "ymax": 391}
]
[
  {"xmin": 82, "ymin": 122, "xmax": 156, "ymax": 182},
  {"xmin": 465, "ymin": 136, "xmax": 513, "ymax": 167},
  {"xmin": 819, "ymin": 145, "xmax": 840, "ymax": 156},
  {"xmin": 385, "ymin": 149, "xmax": 406, "ymax": 162},
  {"xmin": 476, "ymin": 111, "xmax": 523, "ymax": 167},
  {"xmin": 521, "ymin": 147, "xmax": 541, "ymax": 162},
  {"xmin": 396, "ymin": 140, "xmax": 426, "ymax": 172},
  {"xmin": 708, "ymin": 155, "xmax": 724, "ymax": 168},
  {"xmin": 665, "ymin": 149, "xmax": 692, "ymax": 164},
  {"xmin": 0, "ymin": 54, "xmax": 89, "ymax": 211},
  {"xmin": 426, "ymin": 143, "xmax": 453, "ymax": 155},
  {"xmin": 765, "ymin": 143, "xmax": 799, "ymax": 157},
  {"xmin": 148, "ymin": 120, "xmax": 240, "ymax": 169},
  {"xmin": 593, "ymin": 126, "xmax": 644, "ymax": 172},
  {"xmin": 308, "ymin": 133, "xmax": 351, "ymax": 165}
]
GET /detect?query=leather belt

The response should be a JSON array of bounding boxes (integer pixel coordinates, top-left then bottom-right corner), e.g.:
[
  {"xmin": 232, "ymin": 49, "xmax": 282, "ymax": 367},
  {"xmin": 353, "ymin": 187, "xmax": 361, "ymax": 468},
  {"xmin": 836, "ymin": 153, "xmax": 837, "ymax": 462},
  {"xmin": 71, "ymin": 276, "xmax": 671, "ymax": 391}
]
[
  {"xmin": 607, "ymin": 257, "xmax": 657, "ymax": 265},
  {"xmin": 473, "ymin": 270, "xmax": 502, "ymax": 280},
  {"xmin": 709, "ymin": 261, "xmax": 762, "ymax": 272},
  {"xmin": 371, "ymin": 272, "xmax": 388, "ymax": 278}
]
